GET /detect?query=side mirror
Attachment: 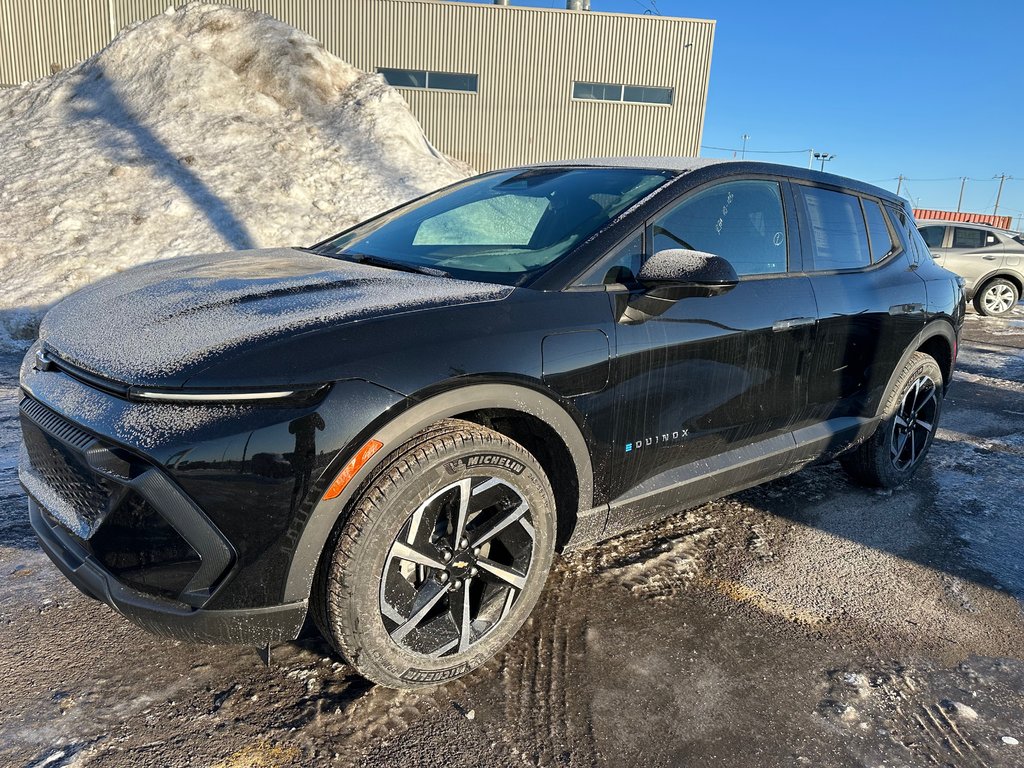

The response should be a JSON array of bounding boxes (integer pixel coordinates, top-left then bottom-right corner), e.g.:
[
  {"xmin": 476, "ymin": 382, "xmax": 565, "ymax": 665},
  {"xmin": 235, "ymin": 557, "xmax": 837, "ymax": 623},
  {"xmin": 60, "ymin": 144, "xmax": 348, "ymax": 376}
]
[
  {"xmin": 615, "ymin": 250, "xmax": 739, "ymax": 325},
  {"xmin": 637, "ymin": 249, "xmax": 739, "ymax": 299}
]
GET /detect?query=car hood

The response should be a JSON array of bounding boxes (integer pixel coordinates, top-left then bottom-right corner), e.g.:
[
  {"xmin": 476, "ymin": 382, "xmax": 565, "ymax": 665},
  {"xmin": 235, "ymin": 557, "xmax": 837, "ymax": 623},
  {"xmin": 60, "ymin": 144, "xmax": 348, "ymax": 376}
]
[{"xmin": 38, "ymin": 248, "xmax": 511, "ymax": 388}]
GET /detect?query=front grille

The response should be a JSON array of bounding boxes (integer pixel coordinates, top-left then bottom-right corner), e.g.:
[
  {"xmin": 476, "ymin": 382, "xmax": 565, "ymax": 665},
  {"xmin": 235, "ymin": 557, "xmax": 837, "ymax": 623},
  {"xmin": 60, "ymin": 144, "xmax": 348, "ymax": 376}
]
[
  {"xmin": 20, "ymin": 397, "xmax": 94, "ymax": 450},
  {"xmin": 21, "ymin": 395, "xmax": 224, "ymax": 603},
  {"xmin": 21, "ymin": 411, "xmax": 112, "ymax": 538}
]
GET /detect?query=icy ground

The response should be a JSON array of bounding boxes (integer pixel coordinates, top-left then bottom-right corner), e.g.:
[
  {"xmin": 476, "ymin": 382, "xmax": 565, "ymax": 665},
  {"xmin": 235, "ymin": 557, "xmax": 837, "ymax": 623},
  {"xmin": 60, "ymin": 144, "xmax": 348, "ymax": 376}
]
[
  {"xmin": 0, "ymin": 312, "xmax": 1022, "ymax": 766},
  {"xmin": 0, "ymin": 3, "xmax": 467, "ymax": 343}
]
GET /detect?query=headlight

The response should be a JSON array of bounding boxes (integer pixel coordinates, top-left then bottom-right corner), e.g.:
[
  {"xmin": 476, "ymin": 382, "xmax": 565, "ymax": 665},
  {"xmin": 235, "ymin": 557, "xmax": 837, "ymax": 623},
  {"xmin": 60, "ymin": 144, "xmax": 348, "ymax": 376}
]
[{"xmin": 127, "ymin": 385, "xmax": 329, "ymax": 404}]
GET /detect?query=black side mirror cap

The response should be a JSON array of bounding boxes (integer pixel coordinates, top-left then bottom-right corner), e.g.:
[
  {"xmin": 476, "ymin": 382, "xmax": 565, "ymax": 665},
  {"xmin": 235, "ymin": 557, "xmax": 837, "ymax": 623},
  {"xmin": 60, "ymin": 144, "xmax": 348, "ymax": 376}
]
[{"xmin": 638, "ymin": 249, "xmax": 739, "ymax": 299}]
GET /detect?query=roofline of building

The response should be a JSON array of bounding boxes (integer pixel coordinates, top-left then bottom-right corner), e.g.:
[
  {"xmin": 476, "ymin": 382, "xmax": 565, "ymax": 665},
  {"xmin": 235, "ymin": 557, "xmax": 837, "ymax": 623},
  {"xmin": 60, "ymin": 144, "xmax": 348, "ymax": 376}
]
[{"xmin": 375, "ymin": 0, "xmax": 715, "ymax": 26}]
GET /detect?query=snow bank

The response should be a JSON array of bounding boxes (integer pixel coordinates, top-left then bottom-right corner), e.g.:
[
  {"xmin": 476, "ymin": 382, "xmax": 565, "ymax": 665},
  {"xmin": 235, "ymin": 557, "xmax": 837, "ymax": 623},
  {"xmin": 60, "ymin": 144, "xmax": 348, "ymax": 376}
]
[{"xmin": 0, "ymin": 3, "xmax": 468, "ymax": 342}]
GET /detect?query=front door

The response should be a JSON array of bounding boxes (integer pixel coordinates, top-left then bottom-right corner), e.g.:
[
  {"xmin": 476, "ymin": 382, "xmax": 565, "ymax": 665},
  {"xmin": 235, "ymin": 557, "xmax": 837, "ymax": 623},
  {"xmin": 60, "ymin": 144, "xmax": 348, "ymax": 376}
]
[
  {"xmin": 944, "ymin": 226, "xmax": 1005, "ymax": 290},
  {"xmin": 601, "ymin": 177, "xmax": 817, "ymax": 534}
]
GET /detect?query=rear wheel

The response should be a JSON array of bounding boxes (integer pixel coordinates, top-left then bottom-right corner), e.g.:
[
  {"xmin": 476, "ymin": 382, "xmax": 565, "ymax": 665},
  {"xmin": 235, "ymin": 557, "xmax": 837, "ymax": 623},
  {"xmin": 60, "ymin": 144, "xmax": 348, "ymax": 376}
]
[
  {"xmin": 841, "ymin": 352, "xmax": 943, "ymax": 488},
  {"xmin": 973, "ymin": 278, "xmax": 1019, "ymax": 317},
  {"xmin": 312, "ymin": 419, "xmax": 556, "ymax": 689}
]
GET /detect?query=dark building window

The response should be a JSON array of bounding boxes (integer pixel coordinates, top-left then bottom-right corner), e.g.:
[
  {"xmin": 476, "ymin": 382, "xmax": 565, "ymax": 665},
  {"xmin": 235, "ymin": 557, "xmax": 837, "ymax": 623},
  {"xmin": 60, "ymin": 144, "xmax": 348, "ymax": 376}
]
[
  {"xmin": 378, "ymin": 68, "xmax": 478, "ymax": 93},
  {"xmin": 573, "ymin": 81, "xmax": 673, "ymax": 105}
]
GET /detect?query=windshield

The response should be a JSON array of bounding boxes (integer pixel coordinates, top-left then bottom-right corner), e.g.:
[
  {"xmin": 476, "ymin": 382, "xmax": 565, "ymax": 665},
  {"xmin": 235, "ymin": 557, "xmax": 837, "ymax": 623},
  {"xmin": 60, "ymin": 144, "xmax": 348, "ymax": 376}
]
[{"xmin": 317, "ymin": 167, "xmax": 673, "ymax": 285}]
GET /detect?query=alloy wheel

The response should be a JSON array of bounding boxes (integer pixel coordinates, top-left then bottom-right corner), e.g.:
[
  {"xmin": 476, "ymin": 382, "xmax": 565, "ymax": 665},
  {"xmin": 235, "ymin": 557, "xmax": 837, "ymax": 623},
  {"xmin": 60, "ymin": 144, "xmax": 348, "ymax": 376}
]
[
  {"xmin": 890, "ymin": 374, "xmax": 938, "ymax": 471},
  {"xmin": 379, "ymin": 476, "xmax": 535, "ymax": 657},
  {"xmin": 982, "ymin": 283, "xmax": 1016, "ymax": 315}
]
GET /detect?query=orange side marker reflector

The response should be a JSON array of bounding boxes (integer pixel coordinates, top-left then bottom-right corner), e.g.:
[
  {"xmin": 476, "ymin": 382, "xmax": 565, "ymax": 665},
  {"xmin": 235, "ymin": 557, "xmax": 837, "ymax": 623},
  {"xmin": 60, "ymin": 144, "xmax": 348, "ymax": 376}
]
[{"xmin": 323, "ymin": 439, "xmax": 383, "ymax": 500}]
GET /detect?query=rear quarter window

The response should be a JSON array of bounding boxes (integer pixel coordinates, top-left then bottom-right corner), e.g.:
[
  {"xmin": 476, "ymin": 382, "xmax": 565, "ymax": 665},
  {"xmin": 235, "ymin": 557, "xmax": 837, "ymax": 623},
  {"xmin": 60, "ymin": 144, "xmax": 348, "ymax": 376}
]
[{"xmin": 863, "ymin": 199, "xmax": 896, "ymax": 262}]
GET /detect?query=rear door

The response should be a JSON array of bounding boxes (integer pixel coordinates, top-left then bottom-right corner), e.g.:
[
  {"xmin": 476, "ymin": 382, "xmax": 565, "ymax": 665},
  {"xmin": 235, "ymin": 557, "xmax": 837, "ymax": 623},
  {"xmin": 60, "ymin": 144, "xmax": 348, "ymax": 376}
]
[
  {"xmin": 599, "ymin": 176, "xmax": 818, "ymax": 534},
  {"xmin": 795, "ymin": 184, "xmax": 927, "ymax": 429},
  {"xmin": 944, "ymin": 226, "xmax": 1005, "ymax": 293}
]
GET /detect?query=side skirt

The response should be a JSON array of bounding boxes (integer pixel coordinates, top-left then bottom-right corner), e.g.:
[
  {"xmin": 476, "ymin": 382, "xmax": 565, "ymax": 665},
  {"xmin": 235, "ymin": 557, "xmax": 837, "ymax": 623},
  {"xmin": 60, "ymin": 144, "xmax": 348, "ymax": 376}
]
[{"xmin": 596, "ymin": 416, "xmax": 878, "ymax": 542}]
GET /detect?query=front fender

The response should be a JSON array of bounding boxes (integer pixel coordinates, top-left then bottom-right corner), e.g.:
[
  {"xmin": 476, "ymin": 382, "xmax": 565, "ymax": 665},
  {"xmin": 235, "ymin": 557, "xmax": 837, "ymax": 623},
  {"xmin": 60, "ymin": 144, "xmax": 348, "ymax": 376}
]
[{"xmin": 280, "ymin": 382, "xmax": 595, "ymax": 603}]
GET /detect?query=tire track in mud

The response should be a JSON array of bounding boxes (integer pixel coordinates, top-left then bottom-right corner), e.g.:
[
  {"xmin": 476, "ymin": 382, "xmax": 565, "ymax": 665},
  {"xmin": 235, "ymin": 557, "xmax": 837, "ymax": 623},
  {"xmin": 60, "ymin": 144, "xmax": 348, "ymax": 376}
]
[
  {"xmin": 820, "ymin": 664, "xmax": 992, "ymax": 768},
  {"xmin": 502, "ymin": 565, "xmax": 596, "ymax": 766},
  {"xmin": 884, "ymin": 672, "xmax": 988, "ymax": 768}
]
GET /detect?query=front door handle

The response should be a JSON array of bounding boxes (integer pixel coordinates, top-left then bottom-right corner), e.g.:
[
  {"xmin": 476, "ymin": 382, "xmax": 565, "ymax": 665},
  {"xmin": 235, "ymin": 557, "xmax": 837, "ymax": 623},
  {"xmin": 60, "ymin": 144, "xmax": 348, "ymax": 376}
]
[
  {"xmin": 772, "ymin": 316, "xmax": 816, "ymax": 332},
  {"xmin": 982, "ymin": 255, "xmax": 998, "ymax": 261}
]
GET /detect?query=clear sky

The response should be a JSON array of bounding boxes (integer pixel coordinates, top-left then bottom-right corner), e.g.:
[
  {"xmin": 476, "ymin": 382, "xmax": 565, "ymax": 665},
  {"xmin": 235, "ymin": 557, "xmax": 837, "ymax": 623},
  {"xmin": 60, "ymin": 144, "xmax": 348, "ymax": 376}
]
[{"xmin": 455, "ymin": 0, "xmax": 1024, "ymax": 227}]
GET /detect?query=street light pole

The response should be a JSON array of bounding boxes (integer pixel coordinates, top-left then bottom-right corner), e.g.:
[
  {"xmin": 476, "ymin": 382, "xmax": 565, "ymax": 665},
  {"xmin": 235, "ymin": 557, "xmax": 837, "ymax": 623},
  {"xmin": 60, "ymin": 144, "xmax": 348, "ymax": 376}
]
[
  {"xmin": 813, "ymin": 152, "xmax": 835, "ymax": 172},
  {"xmin": 741, "ymin": 133, "xmax": 750, "ymax": 159}
]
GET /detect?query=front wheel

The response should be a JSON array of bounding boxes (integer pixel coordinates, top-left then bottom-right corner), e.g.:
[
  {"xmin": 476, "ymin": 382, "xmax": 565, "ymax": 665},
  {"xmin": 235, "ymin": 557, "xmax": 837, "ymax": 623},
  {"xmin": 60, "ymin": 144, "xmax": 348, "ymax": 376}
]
[
  {"xmin": 312, "ymin": 419, "xmax": 556, "ymax": 689},
  {"xmin": 973, "ymin": 278, "xmax": 1019, "ymax": 317},
  {"xmin": 841, "ymin": 352, "xmax": 944, "ymax": 488}
]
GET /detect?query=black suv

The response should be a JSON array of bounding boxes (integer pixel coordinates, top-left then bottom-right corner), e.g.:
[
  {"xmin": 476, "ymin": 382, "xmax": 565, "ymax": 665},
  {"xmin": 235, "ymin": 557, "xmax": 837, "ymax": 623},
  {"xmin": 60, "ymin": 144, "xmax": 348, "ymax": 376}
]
[{"xmin": 19, "ymin": 159, "xmax": 965, "ymax": 688}]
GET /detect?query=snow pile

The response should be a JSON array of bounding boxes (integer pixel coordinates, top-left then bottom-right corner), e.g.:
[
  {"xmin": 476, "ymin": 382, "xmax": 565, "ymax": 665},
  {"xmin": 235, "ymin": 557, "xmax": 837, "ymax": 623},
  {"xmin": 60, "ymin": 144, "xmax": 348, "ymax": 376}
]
[{"xmin": 0, "ymin": 3, "xmax": 468, "ymax": 342}]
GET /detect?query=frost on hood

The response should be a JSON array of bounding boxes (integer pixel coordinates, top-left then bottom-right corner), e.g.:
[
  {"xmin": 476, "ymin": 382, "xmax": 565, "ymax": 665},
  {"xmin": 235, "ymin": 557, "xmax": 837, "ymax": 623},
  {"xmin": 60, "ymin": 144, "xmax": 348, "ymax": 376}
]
[
  {"xmin": 38, "ymin": 248, "xmax": 510, "ymax": 384},
  {"xmin": 0, "ymin": 3, "xmax": 468, "ymax": 342}
]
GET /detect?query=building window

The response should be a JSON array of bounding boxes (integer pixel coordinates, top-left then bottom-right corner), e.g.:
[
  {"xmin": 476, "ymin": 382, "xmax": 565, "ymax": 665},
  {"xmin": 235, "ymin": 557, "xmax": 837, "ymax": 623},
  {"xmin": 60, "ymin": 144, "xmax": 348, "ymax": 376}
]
[
  {"xmin": 572, "ymin": 81, "xmax": 673, "ymax": 105},
  {"xmin": 378, "ymin": 68, "xmax": 478, "ymax": 93}
]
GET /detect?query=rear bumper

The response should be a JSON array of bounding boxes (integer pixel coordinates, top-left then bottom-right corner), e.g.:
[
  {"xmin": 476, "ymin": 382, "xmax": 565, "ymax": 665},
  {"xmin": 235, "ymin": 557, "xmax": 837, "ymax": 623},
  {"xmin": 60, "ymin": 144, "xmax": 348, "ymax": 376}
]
[{"xmin": 29, "ymin": 496, "xmax": 307, "ymax": 645}]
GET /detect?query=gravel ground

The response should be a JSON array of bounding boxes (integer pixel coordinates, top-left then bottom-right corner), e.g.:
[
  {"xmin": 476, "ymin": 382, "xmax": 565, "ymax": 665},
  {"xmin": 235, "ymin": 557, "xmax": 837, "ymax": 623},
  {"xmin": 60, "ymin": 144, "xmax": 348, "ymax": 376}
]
[{"xmin": 1, "ymin": 308, "xmax": 1022, "ymax": 767}]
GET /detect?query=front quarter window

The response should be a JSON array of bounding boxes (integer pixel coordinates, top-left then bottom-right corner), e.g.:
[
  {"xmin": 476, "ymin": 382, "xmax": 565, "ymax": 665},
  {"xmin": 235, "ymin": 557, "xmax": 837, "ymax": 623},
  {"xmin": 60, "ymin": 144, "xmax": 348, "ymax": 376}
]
[{"xmin": 919, "ymin": 225, "xmax": 945, "ymax": 249}]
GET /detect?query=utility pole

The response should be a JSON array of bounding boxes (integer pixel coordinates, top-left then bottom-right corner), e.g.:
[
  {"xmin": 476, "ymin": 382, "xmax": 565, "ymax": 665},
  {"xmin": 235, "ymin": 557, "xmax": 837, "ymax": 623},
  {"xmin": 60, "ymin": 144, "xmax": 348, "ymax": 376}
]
[
  {"xmin": 1017, "ymin": 213, "xmax": 1023, "ymax": 232},
  {"xmin": 993, "ymin": 174, "xmax": 1011, "ymax": 215},
  {"xmin": 896, "ymin": 174, "xmax": 904, "ymax": 196},
  {"xmin": 807, "ymin": 148, "xmax": 814, "ymax": 169},
  {"xmin": 740, "ymin": 134, "xmax": 750, "ymax": 159},
  {"xmin": 813, "ymin": 152, "xmax": 835, "ymax": 172},
  {"xmin": 957, "ymin": 177, "xmax": 967, "ymax": 212}
]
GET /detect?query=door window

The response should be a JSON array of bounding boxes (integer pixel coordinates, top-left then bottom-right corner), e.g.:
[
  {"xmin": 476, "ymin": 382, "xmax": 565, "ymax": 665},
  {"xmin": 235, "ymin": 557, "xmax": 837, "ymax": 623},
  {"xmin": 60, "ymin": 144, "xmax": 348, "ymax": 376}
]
[
  {"xmin": 952, "ymin": 227, "xmax": 987, "ymax": 249},
  {"xmin": 650, "ymin": 180, "xmax": 788, "ymax": 276},
  {"xmin": 918, "ymin": 225, "xmax": 945, "ymax": 249},
  {"xmin": 797, "ymin": 186, "xmax": 871, "ymax": 270}
]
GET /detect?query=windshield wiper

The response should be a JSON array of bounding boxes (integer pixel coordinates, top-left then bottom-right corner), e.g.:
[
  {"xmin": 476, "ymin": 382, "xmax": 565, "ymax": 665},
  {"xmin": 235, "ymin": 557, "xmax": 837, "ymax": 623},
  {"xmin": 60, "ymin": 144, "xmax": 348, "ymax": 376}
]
[{"xmin": 337, "ymin": 252, "xmax": 451, "ymax": 278}]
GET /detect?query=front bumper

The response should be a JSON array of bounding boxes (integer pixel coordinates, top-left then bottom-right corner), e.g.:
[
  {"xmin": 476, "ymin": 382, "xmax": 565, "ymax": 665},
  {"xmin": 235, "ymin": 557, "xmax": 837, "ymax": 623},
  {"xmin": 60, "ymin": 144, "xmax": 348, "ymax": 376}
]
[{"xmin": 28, "ymin": 496, "xmax": 307, "ymax": 644}]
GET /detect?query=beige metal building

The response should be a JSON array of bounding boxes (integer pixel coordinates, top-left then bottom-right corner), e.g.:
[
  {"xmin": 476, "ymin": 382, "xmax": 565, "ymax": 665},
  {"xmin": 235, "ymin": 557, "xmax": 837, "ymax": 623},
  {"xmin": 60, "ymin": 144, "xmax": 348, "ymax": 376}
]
[{"xmin": 0, "ymin": 0, "xmax": 715, "ymax": 170}]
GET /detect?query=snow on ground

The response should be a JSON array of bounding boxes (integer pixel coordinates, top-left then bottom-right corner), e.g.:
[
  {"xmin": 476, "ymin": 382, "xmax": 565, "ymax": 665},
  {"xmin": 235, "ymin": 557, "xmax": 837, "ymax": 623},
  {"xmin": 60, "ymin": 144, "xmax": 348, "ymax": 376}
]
[{"xmin": 0, "ymin": 2, "xmax": 468, "ymax": 343}]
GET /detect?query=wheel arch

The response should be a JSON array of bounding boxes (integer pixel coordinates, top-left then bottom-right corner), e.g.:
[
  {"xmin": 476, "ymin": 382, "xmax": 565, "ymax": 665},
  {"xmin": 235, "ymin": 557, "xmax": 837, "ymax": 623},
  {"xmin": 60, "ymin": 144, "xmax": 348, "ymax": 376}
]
[
  {"xmin": 878, "ymin": 321, "xmax": 957, "ymax": 414},
  {"xmin": 972, "ymin": 270, "xmax": 1023, "ymax": 299},
  {"xmin": 281, "ymin": 383, "xmax": 595, "ymax": 604}
]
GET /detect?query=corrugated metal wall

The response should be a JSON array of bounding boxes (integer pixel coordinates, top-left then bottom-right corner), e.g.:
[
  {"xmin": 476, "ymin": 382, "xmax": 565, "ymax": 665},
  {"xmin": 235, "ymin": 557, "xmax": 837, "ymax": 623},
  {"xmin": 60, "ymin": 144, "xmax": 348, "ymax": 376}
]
[
  {"xmin": 913, "ymin": 209, "xmax": 1014, "ymax": 230},
  {"xmin": 0, "ymin": 0, "xmax": 714, "ymax": 170}
]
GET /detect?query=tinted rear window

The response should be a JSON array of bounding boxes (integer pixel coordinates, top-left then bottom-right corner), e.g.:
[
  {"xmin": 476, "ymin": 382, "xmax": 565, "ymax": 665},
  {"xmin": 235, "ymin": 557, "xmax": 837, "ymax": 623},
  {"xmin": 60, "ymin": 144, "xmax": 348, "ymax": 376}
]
[
  {"xmin": 798, "ymin": 187, "xmax": 870, "ymax": 270},
  {"xmin": 952, "ymin": 227, "xmax": 986, "ymax": 249}
]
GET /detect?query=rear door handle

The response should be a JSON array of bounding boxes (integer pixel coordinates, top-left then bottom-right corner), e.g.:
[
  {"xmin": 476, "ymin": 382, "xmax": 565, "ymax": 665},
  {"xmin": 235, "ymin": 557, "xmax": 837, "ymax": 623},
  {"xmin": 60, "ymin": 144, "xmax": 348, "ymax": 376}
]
[
  {"xmin": 772, "ymin": 316, "xmax": 816, "ymax": 332},
  {"xmin": 889, "ymin": 303, "xmax": 925, "ymax": 316},
  {"xmin": 982, "ymin": 255, "xmax": 998, "ymax": 261}
]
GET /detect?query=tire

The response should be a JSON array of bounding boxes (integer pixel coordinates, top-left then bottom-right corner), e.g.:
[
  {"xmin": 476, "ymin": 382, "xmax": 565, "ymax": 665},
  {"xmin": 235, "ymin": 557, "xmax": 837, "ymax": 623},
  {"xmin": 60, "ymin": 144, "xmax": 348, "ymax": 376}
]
[
  {"xmin": 973, "ymin": 278, "xmax": 1019, "ymax": 317},
  {"xmin": 312, "ymin": 418, "xmax": 556, "ymax": 689},
  {"xmin": 841, "ymin": 352, "xmax": 943, "ymax": 489}
]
